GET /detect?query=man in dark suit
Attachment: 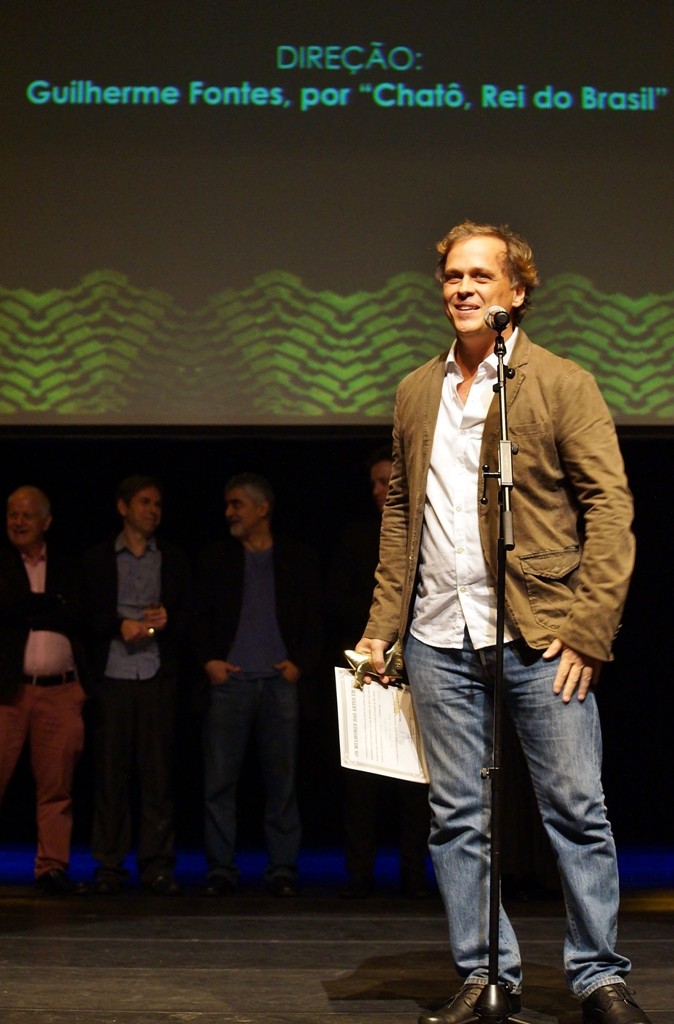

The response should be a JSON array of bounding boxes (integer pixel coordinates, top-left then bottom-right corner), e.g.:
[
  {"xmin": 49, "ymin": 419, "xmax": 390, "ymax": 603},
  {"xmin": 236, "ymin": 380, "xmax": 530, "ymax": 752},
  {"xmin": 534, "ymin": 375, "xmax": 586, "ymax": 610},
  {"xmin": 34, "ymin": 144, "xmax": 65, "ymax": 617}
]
[
  {"xmin": 327, "ymin": 448, "xmax": 431, "ymax": 899},
  {"xmin": 195, "ymin": 472, "xmax": 322, "ymax": 897},
  {"xmin": 82, "ymin": 475, "xmax": 191, "ymax": 895},
  {"xmin": 0, "ymin": 485, "xmax": 87, "ymax": 895}
]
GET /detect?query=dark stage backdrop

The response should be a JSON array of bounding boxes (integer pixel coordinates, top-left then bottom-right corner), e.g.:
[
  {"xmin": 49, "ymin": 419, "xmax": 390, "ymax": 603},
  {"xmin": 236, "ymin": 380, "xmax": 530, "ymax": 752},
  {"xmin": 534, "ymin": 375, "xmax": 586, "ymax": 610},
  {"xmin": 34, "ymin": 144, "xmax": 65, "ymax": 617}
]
[
  {"xmin": 1, "ymin": 0, "xmax": 673, "ymax": 427},
  {"xmin": 0, "ymin": 432, "xmax": 671, "ymax": 853},
  {"xmin": 0, "ymin": 0, "xmax": 671, "ymax": 854}
]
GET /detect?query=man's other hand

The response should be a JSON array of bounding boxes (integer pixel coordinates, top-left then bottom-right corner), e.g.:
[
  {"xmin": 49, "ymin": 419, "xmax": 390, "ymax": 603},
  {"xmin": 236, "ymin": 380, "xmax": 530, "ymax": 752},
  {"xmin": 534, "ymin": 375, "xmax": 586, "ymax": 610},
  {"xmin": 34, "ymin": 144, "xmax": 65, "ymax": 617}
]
[{"xmin": 543, "ymin": 638, "xmax": 603, "ymax": 703}]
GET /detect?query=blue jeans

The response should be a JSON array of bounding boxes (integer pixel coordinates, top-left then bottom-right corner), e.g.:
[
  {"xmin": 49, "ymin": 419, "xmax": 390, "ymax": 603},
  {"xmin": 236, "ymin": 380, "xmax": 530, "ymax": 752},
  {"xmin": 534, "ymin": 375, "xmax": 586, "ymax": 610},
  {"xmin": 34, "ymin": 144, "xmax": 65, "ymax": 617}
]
[
  {"xmin": 404, "ymin": 631, "xmax": 630, "ymax": 1000},
  {"xmin": 203, "ymin": 674, "xmax": 300, "ymax": 882}
]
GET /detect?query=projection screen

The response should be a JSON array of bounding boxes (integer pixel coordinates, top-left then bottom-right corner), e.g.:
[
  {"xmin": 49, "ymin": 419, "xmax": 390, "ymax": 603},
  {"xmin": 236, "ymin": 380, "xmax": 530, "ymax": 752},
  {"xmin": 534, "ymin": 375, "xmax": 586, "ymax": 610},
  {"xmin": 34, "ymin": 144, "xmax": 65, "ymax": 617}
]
[{"xmin": 1, "ymin": 0, "xmax": 672, "ymax": 427}]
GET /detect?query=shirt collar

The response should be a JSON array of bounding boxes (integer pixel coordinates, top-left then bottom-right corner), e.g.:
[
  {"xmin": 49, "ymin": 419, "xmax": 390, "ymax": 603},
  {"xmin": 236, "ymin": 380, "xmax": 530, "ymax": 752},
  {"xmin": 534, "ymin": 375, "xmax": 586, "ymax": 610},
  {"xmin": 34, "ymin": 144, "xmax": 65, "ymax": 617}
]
[
  {"xmin": 445, "ymin": 326, "xmax": 519, "ymax": 376},
  {"xmin": 21, "ymin": 544, "xmax": 47, "ymax": 567},
  {"xmin": 115, "ymin": 532, "xmax": 158, "ymax": 554}
]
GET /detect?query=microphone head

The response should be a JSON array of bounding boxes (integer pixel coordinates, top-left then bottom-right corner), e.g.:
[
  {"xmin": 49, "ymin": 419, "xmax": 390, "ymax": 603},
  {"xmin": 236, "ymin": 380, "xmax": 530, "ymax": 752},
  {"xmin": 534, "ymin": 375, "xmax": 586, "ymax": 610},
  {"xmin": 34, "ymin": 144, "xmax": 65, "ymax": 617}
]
[{"xmin": 485, "ymin": 306, "xmax": 511, "ymax": 331}]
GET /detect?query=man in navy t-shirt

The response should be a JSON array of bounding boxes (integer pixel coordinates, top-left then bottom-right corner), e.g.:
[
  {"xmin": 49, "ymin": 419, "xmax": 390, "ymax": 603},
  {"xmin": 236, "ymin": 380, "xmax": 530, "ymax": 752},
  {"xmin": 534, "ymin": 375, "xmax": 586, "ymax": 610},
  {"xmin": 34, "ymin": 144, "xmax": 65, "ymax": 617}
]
[{"xmin": 194, "ymin": 472, "xmax": 322, "ymax": 897}]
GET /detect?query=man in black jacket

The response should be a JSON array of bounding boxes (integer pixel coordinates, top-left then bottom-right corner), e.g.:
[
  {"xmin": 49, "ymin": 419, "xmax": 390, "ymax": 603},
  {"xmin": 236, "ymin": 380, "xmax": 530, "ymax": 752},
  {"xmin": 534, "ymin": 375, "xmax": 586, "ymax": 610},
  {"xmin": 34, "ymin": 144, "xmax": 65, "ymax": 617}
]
[
  {"xmin": 195, "ymin": 472, "xmax": 322, "ymax": 897},
  {"xmin": 82, "ymin": 475, "xmax": 191, "ymax": 895},
  {"xmin": 327, "ymin": 449, "xmax": 431, "ymax": 899},
  {"xmin": 0, "ymin": 485, "xmax": 87, "ymax": 894}
]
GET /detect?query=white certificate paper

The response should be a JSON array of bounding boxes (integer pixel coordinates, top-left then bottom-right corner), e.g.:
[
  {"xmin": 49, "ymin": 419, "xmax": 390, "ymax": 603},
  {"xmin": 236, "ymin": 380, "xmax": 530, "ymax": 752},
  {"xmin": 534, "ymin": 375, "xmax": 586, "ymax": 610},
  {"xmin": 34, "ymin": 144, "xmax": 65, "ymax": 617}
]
[{"xmin": 334, "ymin": 666, "xmax": 429, "ymax": 783}]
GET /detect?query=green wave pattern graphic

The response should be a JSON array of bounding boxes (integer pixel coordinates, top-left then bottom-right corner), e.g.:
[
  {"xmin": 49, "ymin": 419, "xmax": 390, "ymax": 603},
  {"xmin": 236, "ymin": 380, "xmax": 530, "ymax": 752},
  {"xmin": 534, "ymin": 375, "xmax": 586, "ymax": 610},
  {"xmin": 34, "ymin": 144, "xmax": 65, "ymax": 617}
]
[{"xmin": 0, "ymin": 270, "xmax": 672, "ymax": 424}]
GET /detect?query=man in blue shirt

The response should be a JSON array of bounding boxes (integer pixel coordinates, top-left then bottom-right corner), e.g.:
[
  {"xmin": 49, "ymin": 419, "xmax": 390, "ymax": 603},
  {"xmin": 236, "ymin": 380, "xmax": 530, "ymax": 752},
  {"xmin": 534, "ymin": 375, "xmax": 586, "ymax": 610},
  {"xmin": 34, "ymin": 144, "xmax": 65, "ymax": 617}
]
[
  {"xmin": 83, "ymin": 475, "xmax": 191, "ymax": 895},
  {"xmin": 195, "ymin": 472, "xmax": 322, "ymax": 897}
]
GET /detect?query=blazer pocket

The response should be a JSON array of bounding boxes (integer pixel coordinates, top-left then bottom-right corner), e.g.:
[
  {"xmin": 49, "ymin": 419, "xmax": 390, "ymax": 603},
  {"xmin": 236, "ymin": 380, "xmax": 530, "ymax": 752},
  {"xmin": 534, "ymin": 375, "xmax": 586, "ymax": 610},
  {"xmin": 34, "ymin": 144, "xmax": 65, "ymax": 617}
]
[{"xmin": 519, "ymin": 546, "xmax": 580, "ymax": 630}]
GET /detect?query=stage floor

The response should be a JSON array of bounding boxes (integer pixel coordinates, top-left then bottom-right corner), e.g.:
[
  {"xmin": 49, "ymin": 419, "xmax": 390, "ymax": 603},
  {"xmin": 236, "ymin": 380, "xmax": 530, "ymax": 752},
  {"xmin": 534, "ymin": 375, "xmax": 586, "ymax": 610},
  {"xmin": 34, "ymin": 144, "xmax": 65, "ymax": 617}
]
[{"xmin": 0, "ymin": 872, "xmax": 671, "ymax": 1024}]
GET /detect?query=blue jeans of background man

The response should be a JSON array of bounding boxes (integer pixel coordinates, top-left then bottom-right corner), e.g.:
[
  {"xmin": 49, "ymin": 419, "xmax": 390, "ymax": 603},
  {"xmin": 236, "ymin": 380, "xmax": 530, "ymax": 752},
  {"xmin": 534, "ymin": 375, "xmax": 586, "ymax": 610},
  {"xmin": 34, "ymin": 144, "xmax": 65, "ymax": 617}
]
[
  {"xmin": 203, "ymin": 673, "xmax": 301, "ymax": 884},
  {"xmin": 404, "ymin": 631, "xmax": 631, "ymax": 1001}
]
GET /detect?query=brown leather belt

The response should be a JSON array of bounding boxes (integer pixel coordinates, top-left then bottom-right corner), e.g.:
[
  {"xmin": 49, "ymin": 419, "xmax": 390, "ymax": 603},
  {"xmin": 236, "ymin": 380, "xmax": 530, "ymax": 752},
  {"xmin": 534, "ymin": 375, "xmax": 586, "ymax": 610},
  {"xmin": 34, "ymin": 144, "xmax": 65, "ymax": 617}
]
[{"xmin": 22, "ymin": 670, "xmax": 77, "ymax": 687}]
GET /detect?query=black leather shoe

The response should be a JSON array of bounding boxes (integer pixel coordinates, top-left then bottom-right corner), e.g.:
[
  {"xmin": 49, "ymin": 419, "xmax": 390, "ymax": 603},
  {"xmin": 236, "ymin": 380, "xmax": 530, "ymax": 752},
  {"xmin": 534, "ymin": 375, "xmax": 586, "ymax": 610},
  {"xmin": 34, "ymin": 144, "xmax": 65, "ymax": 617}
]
[
  {"xmin": 582, "ymin": 983, "xmax": 653, "ymax": 1023},
  {"xmin": 147, "ymin": 874, "xmax": 182, "ymax": 896},
  {"xmin": 94, "ymin": 876, "xmax": 123, "ymax": 895},
  {"xmin": 35, "ymin": 869, "xmax": 88, "ymax": 896},
  {"xmin": 267, "ymin": 876, "xmax": 299, "ymax": 897},
  {"xmin": 201, "ymin": 877, "xmax": 236, "ymax": 897},
  {"xmin": 419, "ymin": 983, "xmax": 521, "ymax": 1024}
]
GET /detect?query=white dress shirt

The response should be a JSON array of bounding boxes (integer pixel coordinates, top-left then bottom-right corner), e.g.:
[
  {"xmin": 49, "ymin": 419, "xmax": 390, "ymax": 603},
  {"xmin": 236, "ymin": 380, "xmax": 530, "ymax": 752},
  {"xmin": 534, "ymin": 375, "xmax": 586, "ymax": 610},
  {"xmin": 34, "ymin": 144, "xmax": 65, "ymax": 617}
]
[
  {"xmin": 410, "ymin": 331, "xmax": 519, "ymax": 650},
  {"xmin": 22, "ymin": 546, "xmax": 76, "ymax": 676}
]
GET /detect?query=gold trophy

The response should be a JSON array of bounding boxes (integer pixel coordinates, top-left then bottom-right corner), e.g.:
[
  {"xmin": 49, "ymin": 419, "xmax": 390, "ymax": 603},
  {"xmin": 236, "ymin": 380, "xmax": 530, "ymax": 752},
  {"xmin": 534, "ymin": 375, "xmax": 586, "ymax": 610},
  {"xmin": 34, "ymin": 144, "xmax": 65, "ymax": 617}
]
[{"xmin": 344, "ymin": 639, "xmax": 404, "ymax": 689}]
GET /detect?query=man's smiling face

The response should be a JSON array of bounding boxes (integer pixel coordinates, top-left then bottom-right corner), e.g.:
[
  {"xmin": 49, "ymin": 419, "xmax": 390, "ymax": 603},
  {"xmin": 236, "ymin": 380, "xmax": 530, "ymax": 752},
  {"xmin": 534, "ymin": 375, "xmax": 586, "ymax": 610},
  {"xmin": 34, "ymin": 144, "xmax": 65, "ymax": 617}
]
[{"xmin": 440, "ymin": 234, "xmax": 525, "ymax": 344}]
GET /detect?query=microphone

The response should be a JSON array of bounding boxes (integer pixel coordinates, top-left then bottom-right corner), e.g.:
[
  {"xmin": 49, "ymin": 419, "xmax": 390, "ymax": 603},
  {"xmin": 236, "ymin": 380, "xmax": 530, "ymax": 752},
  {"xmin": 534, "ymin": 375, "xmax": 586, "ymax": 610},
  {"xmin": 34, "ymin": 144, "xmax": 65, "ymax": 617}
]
[{"xmin": 484, "ymin": 306, "xmax": 511, "ymax": 332}]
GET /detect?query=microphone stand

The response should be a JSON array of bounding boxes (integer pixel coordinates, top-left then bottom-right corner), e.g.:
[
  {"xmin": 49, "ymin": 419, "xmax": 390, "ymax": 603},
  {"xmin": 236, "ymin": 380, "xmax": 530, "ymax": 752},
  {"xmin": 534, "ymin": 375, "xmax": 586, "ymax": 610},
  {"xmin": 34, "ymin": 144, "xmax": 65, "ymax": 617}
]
[{"xmin": 472, "ymin": 324, "xmax": 559, "ymax": 1024}]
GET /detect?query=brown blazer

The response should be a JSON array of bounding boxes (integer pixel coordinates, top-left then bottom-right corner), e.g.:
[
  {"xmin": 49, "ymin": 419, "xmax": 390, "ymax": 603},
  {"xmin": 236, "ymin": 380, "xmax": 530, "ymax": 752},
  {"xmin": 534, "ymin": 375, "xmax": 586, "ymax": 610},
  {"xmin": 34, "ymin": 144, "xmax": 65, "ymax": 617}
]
[{"xmin": 365, "ymin": 329, "xmax": 635, "ymax": 662}]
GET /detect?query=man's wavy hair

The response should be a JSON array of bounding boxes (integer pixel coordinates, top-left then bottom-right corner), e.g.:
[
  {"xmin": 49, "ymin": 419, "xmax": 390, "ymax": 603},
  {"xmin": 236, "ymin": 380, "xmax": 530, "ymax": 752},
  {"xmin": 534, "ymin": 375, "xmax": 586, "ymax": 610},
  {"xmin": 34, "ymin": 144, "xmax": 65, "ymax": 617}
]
[{"xmin": 434, "ymin": 220, "xmax": 540, "ymax": 325}]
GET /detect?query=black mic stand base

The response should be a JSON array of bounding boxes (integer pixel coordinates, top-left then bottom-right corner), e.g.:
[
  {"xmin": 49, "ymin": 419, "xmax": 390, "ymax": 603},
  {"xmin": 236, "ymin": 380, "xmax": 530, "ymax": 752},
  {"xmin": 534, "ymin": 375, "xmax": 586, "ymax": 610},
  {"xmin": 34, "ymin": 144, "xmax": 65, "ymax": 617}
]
[
  {"xmin": 502, "ymin": 1012, "xmax": 559, "ymax": 1024},
  {"xmin": 453, "ymin": 1010, "xmax": 559, "ymax": 1024},
  {"xmin": 472, "ymin": 984, "xmax": 560, "ymax": 1023},
  {"xmin": 456, "ymin": 1003, "xmax": 559, "ymax": 1023},
  {"xmin": 511, "ymin": 1013, "xmax": 560, "ymax": 1024}
]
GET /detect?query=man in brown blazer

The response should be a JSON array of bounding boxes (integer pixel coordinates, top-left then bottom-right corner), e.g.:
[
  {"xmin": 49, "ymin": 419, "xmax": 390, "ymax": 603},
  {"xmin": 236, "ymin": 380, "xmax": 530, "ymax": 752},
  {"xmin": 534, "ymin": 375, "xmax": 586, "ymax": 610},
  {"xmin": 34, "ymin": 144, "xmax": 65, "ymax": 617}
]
[{"xmin": 356, "ymin": 222, "xmax": 649, "ymax": 1024}]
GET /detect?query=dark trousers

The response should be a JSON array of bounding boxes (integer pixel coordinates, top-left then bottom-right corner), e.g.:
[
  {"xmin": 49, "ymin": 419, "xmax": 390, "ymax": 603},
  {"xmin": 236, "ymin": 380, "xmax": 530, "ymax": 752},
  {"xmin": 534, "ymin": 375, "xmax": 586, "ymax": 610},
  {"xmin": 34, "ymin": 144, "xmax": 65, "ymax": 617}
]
[
  {"xmin": 343, "ymin": 768, "xmax": 430, "ymax": 886},
  {"xmin": 203, "ymin": 674, "xmax": 301, "ymax": 882},
  {"xmin": 92, "ymin": 669, "xmax": 177, "ymax": 883}
]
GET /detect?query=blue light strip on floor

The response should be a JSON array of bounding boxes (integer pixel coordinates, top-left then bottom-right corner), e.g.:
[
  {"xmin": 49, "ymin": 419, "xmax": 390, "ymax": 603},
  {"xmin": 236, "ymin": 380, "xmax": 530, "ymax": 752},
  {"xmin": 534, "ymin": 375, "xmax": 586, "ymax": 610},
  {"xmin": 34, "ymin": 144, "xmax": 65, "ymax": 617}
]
[{"xmin": 1, "ymin": 845, "xmax": 672, "ymax": 889}]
